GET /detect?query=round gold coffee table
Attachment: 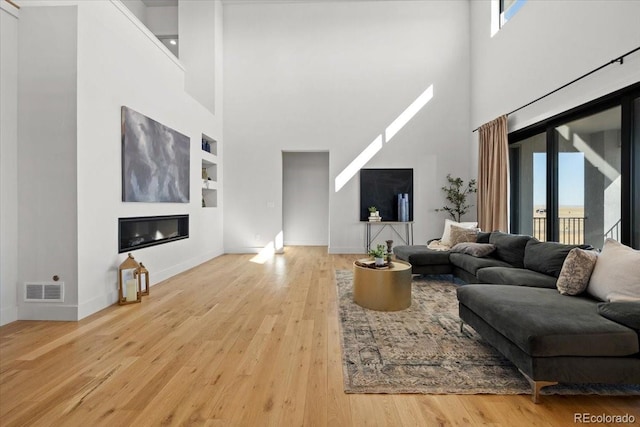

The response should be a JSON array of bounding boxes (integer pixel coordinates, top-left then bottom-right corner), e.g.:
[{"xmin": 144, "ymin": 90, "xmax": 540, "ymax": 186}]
[{"xmin": 352, "ymin": 259, "xmax": 412, "ymax": 311}]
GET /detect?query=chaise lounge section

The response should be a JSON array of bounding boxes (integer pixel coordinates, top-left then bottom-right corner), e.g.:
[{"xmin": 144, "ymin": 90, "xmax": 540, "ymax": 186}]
[
  {"xmin": 395, "ymin": 232, "xmax": 640, "ymax": 402},
  {"xmin": 457, "ymin": 284, "xmax": 640, "ymax": 402}
]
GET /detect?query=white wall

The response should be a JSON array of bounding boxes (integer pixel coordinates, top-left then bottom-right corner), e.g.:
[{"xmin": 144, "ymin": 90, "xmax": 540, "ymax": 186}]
[
  {"xmin": 17, "ymin": 5, "xmax": 79, "ymax": 321},
  {"xmin": 146, "ymin": 5, "xmax": 177, "ymax": 36},
  {"xmin": 223, "ymin": 0, "xmax": 472, "ymax": 254},
  {"xmin": 75, "ymin": 1, "xmax": 223, "ymax": 319},
  {"xmin": 14, "ymin": 0, "xmax": 224, "ymax": 321},
  {"xmin": 0, "ymin": 1, "xmax": 20, "ymax": 325},
  {"xmin": 180, "ymin": 0, "xmax": 218, "ymax": 114},
  {"xmin": 470, "ymin": 0, "xmax": 640, "ymax": 132},
  {"xmin": 282, "ymin": 152, "xmax": 329, "ymax": 246}
]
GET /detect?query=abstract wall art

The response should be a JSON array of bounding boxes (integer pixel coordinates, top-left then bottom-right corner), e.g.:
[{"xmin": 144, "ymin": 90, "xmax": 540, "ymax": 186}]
[
  {"xmin": 359, "ymin": 168, "xmax": 413, "ymax": 221},
  {"xmin": 121, "ymin": 106, "xmax": 190, "ymax": 203}
]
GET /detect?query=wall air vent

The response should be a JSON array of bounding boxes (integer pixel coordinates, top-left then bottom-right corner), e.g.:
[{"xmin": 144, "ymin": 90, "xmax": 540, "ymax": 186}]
[{"xmin": 24, "ymin": 282, "xmax": 64, "ymax": 302}]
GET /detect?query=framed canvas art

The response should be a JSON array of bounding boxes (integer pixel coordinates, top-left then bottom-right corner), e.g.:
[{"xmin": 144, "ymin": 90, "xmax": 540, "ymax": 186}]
[
  {"xmin": 121, "ymin": 106, "xmax": 190, "ymax": 203},
  {"xmin": 359, "ymin": 168, "xmax": 413, "ymax": 221}
]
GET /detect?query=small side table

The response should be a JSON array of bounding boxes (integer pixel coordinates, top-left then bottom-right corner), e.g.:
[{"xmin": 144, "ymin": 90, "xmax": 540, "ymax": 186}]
[
  {"xmin": 364, "ymin": 221, "xmax": 414, "ymax": 252},
  {"xmin": 352, "ymin": 259, "xmax": 412, "ymax": 311}
]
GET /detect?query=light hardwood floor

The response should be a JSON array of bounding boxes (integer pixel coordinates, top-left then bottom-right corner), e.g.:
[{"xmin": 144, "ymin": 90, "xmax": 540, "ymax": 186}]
[{"xmin": 1, "ymin": 246, "xmax": 638, "ymax": 426}]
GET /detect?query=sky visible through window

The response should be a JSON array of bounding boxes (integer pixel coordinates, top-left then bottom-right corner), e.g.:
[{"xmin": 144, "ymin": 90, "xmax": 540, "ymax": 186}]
[{"xmin": 534, "ymin": 152, "xmax": 585, "ymax": 207}]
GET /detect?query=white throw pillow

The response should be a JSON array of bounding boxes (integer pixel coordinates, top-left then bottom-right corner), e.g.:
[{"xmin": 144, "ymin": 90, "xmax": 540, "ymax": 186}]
[
  {"xmin": 587, "ymin": 239, "xmax": 640, "ymax": 302},
  {"xmin": 441, "ymin": 219, "xmax": 478, "ymax": 247}
]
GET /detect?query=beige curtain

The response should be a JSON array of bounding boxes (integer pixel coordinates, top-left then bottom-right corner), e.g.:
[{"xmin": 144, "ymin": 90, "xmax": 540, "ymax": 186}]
[{"xmin": 477, "ymin": 115, "xmax": 509, "ymax": 232}]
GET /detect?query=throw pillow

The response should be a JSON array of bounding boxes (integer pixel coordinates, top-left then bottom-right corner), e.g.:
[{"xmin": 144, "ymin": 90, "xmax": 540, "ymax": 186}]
[
  {"xmin": 450, "ymin": 242, "xmax": 496, "ymax": 257},
  {"xmin": 449, "ymin": 225, "xmax": 478, "ymax": 246},
  {"xmin": 588, "ymin": 239, "xmax": 640, "ymax": 302},
  {"xmin": 440, "ymin": 219, "xmax": 478, "ymax": 247},
  {"xmin": 597, "ymin": 302, "xmax": 640, "ymax": 331},
  {"xmin": 556, "ymin": 248, "xmax": 598, "ymax": 296}
]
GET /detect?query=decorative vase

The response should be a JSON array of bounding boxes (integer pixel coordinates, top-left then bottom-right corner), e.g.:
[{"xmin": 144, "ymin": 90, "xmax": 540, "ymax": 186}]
[{"xmin": 375, "ymin": 257, "xmax": 385, "ymax": 266}]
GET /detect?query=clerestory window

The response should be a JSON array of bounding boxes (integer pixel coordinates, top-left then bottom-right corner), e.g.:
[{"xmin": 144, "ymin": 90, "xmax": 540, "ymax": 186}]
[
  {"xmin": 491, "ymin": 0, "xmax": 527, "ymax": 37},
  {"xmin": 500, "ymin": 0, "xmax": 527, "ymax": 27}
]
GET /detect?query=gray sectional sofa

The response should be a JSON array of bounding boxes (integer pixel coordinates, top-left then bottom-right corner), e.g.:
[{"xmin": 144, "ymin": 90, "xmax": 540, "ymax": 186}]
[
  {"xmin": 394, "ymin": 231, "xmax": 581, "ymax": 286},
  {"xmin": 394, "ymin": 232, "xmax": 640, "ymax": 402}
]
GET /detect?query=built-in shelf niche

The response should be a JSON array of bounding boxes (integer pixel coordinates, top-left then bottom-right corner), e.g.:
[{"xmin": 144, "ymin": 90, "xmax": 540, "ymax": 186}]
[
  {"xmin": 202, "ymin": 134, "xmax": 217, "ymax": 156},
  {"xmin": 201, "ymin": 133, "xmax": 218, "ymax": 208},
  {"xmin": 202, "ymin": 189, "xmax": 217, "ymax": 208}
]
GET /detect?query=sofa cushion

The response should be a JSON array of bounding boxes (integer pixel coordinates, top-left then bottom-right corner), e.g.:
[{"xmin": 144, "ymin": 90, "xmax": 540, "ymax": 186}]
[
  {"xmin": 489, "ymin": 232, "xmax": 531, "ymax": 268},
  {"xmin": 598, "ymin": 302, "xmax": 640, "ymax": 331},
  {"xmin": 524, "ymin": 239, "xmax": 591, "ymax": 278},
  {"xmin": 588, "ymin": 238, "xmax": 640, "ymax": 302},
  {"xmin": 556, "ymin": 248, "xmax": 598, "ymax": 296},
  {"xmin": 476, "ymin": 267, "xmax": 558, "ymax": 288},
  {"xmin": 476, "ymin": 231, "xmax": 491, "ymax": 244},
  {"xmin": 457, "ymin": 285, "xmax": 639, "ymax": 357},
  {"xmin": 449, "ymin": 253, "xmax": 511, "ymax": 275},
  {"xmin": 393, "ymin": 245, "xmax": 450, "ymax": 266},
  {"xmin": 450, "ymin": 242, "xmax": 496, "ymax": 258}
]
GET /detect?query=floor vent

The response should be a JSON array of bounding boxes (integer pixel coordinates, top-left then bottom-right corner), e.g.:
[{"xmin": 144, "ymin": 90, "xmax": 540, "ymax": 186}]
[{"xmin": 24, "ymin": 282, "xmax": 64, "ymax": 302}]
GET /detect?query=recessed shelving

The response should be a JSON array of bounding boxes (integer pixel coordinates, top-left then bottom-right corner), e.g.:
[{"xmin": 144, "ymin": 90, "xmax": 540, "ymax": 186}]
[
  {"xmin": 201, "ymin": 134, "xmax": 217, "ymax": 156},
  {"xmin": 201, "ymin": 134, "xmax": 218, "ymax": 208}
]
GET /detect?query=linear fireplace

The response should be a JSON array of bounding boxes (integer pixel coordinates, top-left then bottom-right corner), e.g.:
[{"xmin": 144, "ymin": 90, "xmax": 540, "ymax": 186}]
[{"xmin": 118, "ymin": 215, "xmax": 189, "ymax": 253}]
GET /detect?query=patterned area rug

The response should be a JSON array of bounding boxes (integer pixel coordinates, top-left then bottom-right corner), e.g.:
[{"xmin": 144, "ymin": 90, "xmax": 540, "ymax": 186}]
[{"xmin": 336, "ymin": 270, "xmax": 640, "ymax": 395}]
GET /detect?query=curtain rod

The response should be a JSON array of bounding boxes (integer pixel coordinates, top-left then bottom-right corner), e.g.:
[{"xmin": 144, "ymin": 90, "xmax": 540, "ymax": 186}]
[{"xmin": 472, "ymin": 45, "xmax": 640, "ymax": 133}]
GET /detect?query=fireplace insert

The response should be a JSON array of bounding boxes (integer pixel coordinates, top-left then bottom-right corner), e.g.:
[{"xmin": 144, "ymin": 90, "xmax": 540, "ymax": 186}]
[{"xmin": 118, "ymin": 215, "xmax": 189, "ymax": 253}]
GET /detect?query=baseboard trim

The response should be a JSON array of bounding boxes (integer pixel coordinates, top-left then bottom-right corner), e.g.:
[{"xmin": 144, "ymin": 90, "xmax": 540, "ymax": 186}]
[
  {"xmin": 0, "ymin": 306, "xmax": 18, "ymax": 326},
  {"xmin": 77, "ymin": 249, "xmax": 224, "ymax": 321},
  {"xmin": 19, "ymin": 304, "xmax": 78, "ymax": 321}
]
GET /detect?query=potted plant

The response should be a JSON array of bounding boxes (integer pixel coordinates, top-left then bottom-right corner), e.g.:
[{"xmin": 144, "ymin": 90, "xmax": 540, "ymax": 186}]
[
  {"xmin": 368, "ymin": 206, "xmax": 381, "ymax": 222},
  {"xmin": 435, "ymin": 174, "xmax": 477, "ymax": 222},
  {"xmin": 368, "ymin": 244, "xmax": 387, "ymax": 266}
]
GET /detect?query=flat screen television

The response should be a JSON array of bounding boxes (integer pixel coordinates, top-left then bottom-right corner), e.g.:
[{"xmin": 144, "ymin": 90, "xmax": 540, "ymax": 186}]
[{"xmin": 359, "ymin": 168, "xmax": 413, "ymax": 222}]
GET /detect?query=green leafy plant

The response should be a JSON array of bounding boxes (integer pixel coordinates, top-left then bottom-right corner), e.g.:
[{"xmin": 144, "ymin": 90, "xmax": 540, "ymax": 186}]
[
  {"xmin": 368, "ymin": 244, "xmax": 386, "ymax": 258},
  {"xmin": 368, "ymin": 206, "xmax": 378, "ymax": 214},
  {"xmin": 436, "ymin": 174, "xmax": 477, "ymax": 222}
]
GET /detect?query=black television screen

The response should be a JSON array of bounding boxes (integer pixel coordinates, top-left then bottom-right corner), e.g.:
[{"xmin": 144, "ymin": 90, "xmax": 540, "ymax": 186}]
[{"xmin": 360, "ymin": 168, "xmax": 413, "ymax": 221}]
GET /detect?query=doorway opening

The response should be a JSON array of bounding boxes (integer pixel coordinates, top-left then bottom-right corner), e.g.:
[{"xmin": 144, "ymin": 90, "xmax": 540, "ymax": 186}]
[{"xmin": 282, "ymin": 152, "xmax": 330, "ymax": 247}]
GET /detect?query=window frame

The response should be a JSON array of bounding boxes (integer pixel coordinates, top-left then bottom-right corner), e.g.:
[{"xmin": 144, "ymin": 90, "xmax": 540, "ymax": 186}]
[
  {"xmin": 508, "ymin": 81, "xmax": 640, "ymax": 248},
  {"xmin": 500, "ymin": 0, "xmax": 527, "ymax": 27}
]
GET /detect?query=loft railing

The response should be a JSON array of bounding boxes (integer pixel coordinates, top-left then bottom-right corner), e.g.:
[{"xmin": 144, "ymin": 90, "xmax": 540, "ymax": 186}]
[
  {"xmin": 533, "ymin": 217, "xmax": 585, "ymax": 244},
  {"xmin": 604, "ymin": 219, "xmax": 622, "ymax": 241}
]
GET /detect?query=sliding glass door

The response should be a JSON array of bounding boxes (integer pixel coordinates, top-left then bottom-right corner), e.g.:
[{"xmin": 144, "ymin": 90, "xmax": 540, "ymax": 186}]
[
  {"xmin": 555, "ymin": 106, "xmax": 621, "ymax": 247},
  {"xmin": 508, "ymin": 82, "xmax": 640, "ymax": 249},
  {"xmin": 633, "ymin": 96, "xmax": 640, "ymax": 248},
  {"xmin": 510, "ymin": 133, "xmax": 547, "ymax": 240}
]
